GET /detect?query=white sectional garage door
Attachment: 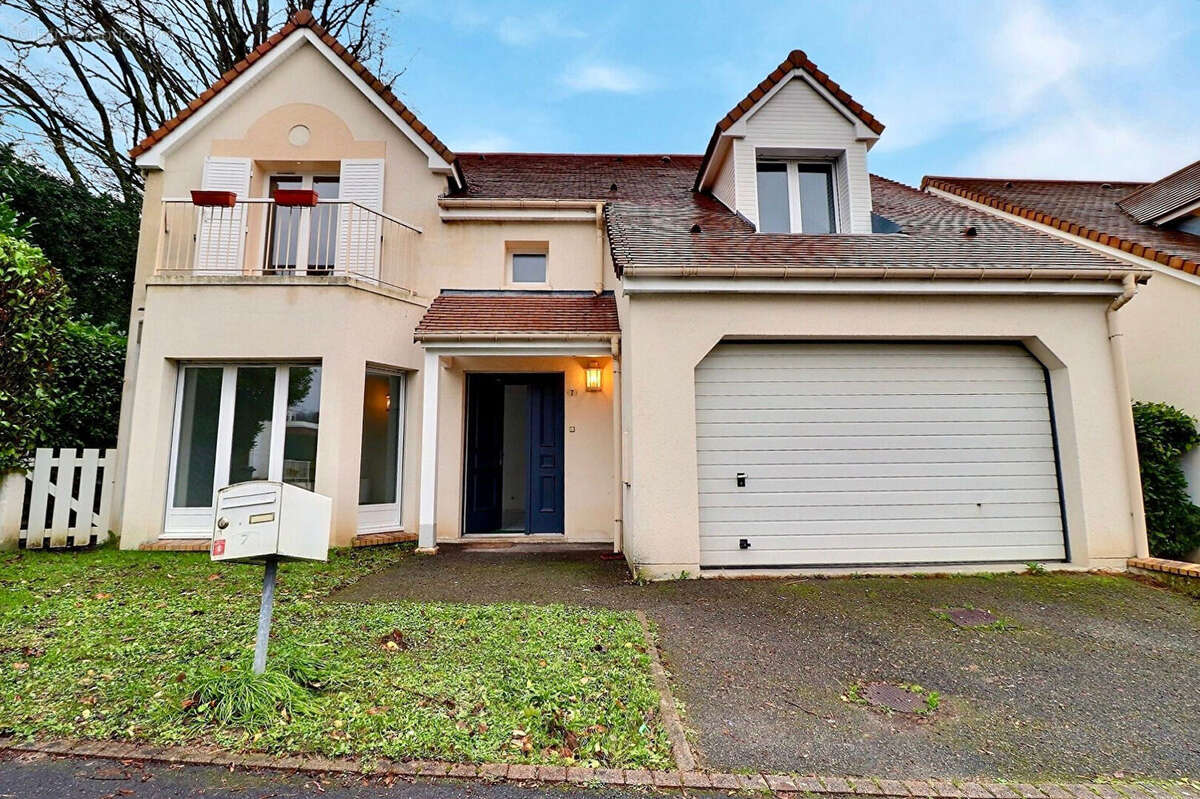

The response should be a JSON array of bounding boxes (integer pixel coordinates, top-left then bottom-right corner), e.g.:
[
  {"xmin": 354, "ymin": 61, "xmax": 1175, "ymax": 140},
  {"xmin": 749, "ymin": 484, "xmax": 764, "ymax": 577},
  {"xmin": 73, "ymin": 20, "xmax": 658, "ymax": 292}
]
[{"xmin": 695, "ymin": 342, "xmax": 1067, "ymax": 568}]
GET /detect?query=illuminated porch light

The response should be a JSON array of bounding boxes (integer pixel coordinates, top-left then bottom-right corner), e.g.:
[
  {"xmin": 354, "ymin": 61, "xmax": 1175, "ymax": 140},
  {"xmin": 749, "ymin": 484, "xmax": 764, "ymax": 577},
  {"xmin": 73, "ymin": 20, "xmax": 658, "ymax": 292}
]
[{"xmin": 585, "ymin": 362, "xmax": 603, "ymax": 392}]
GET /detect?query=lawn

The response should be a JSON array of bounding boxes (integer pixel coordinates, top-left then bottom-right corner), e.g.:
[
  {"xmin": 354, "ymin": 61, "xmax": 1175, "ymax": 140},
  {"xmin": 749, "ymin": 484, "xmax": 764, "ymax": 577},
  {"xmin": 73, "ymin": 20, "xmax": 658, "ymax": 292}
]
[{"xmin": 0, "ymin": 545, "xmax": 671, "ymax": 769}]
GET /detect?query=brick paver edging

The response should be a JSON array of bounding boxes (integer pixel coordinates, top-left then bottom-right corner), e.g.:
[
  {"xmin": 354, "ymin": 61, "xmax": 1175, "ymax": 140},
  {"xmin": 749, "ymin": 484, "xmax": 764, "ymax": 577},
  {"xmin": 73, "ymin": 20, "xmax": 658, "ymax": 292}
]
[
  {"xmin": 1128, "ymin": 557, "xmax": 1200, "ymax": 579},
  {"xmin": 2, "ymin": 737, "xmax": 1197, "ymax": 799}
]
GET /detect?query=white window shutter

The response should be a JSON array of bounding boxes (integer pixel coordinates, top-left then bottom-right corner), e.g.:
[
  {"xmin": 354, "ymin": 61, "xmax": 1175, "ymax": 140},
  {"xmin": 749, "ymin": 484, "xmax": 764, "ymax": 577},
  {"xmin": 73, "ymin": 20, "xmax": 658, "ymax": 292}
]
[
  {"xmin": 193, "ymin": 157, "xmax": 252, "ymax": 275},
  {"xmin": 337, "ymin": 159, "xmax": 385, "ymax": 280}
]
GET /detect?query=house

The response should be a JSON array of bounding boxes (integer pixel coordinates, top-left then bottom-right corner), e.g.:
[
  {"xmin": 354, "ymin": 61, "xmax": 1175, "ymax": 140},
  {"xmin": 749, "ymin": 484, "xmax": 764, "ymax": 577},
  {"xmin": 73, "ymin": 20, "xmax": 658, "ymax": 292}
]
[
  {"xmin": 111, "ymin": 10, "xmax": 1151, "ymax": 577},
  {"xmin": 925, "ymin": 165, "xmax": 1200, "ymax": 501}
]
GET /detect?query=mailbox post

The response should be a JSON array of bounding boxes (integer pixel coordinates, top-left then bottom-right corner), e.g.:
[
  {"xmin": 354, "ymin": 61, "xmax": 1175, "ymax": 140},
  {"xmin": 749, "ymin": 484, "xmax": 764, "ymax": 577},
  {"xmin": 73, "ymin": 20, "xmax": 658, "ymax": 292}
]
[{"xmin": 212, "ymin": 481, "xmax": 331, "ymax": 674}]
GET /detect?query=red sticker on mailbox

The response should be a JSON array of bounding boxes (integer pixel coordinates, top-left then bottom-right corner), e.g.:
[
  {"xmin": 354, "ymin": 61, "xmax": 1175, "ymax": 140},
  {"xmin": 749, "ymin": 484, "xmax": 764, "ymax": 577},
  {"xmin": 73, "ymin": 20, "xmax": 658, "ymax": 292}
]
[{"xmin": 212, "ymin": 539, "xmax": 226, "ymax": 556}]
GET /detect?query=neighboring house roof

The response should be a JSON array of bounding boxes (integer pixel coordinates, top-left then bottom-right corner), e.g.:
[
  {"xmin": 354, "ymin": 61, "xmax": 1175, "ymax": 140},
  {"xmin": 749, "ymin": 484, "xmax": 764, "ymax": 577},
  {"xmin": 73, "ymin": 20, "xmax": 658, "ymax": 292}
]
[
  {"xmin": 1116, "ymin": 158, "xmax": 1200, "ymax": 224},
  {"xmin": 923, "ymin": 176, "xmax": 1200, "ymax": 276},
  {"xmin": 414, "ymin": 290, "xmax": 620, "ymax": 338},
  {"xmin": 128, "ymin": 10, "xmax": 458, "ymax": 176},
  {"xmin": 694, "ymin": 49, "xmax": 885, "ymax": 190}
]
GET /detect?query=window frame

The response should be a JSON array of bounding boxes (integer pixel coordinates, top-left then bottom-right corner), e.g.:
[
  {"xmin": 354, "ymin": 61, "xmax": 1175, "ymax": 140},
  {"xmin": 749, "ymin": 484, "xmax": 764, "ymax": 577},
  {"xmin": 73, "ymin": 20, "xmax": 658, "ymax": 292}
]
[
  {"xmin": 263, "ymin": 172, "xmax": 340, "ymax": 274},
  {"xmin": 357, "ymin": 368, "xmax": 407, "ymax": 533},
  {"xmin": 163, "ymin": 361, "xmax": 322, "ymax": 537},
  {"xmin": 755, "ymin": 158, "xmax": 841, "ymax": 234},
  {"xmin": 505, "ymin": 242, "xmax": 550, "ymax": 287}
]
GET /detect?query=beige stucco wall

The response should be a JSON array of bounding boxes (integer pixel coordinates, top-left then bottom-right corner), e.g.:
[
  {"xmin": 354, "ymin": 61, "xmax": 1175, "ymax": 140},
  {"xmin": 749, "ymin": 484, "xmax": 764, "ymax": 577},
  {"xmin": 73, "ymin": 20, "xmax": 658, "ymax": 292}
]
[
  {"xmin": 117, "ymin": 280, "xmax": 427, "ymax": 549},
  {"xmin": 430, "ymin": 356, "xmax": 616, "ymax": 543},
  {"xmin": 620, "ymin": 290, "xmax": 1142, "ymax": 578},
  {"xmin": 1120, "ymin": 271, "xmax": 1200, "ymax": 506}
]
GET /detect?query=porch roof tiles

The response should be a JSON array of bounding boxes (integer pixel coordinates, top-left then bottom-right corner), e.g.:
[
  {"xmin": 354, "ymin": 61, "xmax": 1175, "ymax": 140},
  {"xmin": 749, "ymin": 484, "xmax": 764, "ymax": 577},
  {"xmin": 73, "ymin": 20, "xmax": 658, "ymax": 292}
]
[{"xmin": 414, "ymin": 291, "xmax": 620, "ymax": 339}]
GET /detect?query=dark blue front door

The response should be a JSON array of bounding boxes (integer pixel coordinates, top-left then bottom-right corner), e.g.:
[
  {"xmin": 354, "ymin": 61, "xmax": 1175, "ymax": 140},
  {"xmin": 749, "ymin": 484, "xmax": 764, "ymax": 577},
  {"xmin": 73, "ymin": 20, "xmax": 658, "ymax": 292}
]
[
  {"xmin": 463, "ymin": 373, "xmax": 564, "ymax": 534},
  {"xmin": 527, "ymin": 375, "xmax": 564, "ymax": 534}
]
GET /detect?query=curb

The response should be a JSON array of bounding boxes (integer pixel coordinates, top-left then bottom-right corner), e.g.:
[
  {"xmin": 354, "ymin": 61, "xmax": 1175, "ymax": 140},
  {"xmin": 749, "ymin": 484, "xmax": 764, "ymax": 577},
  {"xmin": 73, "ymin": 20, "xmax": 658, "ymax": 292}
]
[{"xmin": 1, "ymin": 737, "xmax": 1197, "ymax": 798}]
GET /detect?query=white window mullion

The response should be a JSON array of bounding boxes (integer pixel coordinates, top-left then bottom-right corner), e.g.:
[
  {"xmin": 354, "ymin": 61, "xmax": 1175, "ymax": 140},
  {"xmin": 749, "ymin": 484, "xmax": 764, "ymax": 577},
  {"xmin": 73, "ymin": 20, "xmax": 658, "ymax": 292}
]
[
  {"xmin": 268, "ymin": 366, "xmax": 289, "ymax": 481},
  {"xmin": 786, "ymin": 162, "xmax": 802, "ymax": 233},
  {"xmin": 212, "ymin": 365, "xmax": 237, "ymax": 498}
]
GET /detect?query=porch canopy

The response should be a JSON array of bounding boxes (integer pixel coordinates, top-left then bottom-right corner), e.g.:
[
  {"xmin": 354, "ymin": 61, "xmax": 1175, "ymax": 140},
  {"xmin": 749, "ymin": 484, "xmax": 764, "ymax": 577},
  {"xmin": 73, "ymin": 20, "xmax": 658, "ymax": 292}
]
[{"xmin": 413, "ymin": 290, "xmax": 621, "ymax": 550}]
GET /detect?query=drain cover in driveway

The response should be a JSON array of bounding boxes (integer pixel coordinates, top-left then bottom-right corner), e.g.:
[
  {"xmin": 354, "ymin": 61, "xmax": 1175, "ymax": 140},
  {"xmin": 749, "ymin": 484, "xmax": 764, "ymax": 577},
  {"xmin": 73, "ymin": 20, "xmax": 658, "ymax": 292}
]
[
  {"xmin": 859, "ymin": 682, "xmax": 928, "ymax": 713},
  {"xmin": 944, "ymin": 607, "xmax": 999, "ymax": 627}
]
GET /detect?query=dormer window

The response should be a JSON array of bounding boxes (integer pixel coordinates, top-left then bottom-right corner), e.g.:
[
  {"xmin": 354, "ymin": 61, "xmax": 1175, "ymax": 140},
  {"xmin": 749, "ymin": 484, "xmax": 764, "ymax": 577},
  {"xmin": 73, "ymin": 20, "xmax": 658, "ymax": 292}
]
[{"xmin": 756, "ymin": 160, "xmax": 838, "ymax": 234}]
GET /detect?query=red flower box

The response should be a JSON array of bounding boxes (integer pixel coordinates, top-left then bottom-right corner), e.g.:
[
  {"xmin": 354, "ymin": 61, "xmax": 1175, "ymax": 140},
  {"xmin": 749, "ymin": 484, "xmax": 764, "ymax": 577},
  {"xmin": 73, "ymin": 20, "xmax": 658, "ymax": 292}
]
[
  {"xmin": 273, "ymin": 188, "xmax": 320, "ymax": 207},
  {"xmin": 190, "ymin": 190, "xmax": 237, "ymax": 207}
]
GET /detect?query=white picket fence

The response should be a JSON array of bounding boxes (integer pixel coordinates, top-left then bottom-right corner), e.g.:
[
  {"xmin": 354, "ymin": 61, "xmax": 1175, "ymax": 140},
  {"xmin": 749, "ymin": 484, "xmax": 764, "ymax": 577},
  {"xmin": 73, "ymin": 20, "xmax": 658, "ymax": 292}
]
[{"xmin": 0, "ymin": 448, "xmax": 114, "ymax": 549}]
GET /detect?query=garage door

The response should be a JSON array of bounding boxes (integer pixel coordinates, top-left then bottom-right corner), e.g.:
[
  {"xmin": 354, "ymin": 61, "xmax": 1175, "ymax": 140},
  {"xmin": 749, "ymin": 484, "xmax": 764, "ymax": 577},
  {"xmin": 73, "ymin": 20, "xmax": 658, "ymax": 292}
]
[{"xmin": 695, "ymin": 342, "xmax": 1067, "ymax": 568}]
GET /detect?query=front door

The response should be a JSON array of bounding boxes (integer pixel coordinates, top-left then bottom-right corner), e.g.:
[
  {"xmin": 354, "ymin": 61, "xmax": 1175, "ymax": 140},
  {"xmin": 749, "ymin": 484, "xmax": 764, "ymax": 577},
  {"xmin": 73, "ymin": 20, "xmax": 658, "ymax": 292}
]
[{"xmin": 463, "ymin": 373, "xmax": 564, "ymax": 534}]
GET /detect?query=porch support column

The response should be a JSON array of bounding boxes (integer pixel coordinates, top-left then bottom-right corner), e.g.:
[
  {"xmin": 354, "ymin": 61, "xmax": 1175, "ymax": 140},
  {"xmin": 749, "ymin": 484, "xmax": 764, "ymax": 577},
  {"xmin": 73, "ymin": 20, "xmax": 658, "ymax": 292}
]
[{"xmin": 417, "ymin": 351, "xmax": 439, "ymax": 553}]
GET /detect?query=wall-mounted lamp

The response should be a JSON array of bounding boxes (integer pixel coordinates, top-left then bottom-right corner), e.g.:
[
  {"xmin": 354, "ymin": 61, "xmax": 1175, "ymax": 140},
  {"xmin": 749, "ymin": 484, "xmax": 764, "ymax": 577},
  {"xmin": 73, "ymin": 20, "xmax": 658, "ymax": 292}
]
[
  {"xmin": 584, "ymin": 362, "xmax": 603, "ymax": 392},
  {"xmin": 385, "ymin": 392, "xmax": 392, "ymax": 410}
]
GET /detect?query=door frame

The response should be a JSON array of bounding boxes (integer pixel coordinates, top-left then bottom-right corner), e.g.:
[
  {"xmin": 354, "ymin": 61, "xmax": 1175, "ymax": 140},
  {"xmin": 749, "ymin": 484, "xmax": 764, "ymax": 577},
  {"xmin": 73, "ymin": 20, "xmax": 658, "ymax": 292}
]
[{"xmin": 461, "ymin": 372, "xmax": 565, "ymax": 536}]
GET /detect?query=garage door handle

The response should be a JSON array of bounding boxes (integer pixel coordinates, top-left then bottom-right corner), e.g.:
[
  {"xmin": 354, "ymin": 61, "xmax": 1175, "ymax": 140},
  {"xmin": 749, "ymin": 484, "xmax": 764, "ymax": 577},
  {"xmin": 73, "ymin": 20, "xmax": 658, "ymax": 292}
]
[
  {"xmin": 739, "ymin": 538, "xmax": 751, "ymax": 550},
  {"xmin": 736, "ymin": 472, "xmax": 746, "ymax": 487}
]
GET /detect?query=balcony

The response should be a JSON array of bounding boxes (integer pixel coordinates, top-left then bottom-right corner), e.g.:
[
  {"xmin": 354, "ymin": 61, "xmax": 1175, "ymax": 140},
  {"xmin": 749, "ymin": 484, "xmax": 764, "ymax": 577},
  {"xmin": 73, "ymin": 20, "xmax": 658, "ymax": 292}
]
[{"xmin": 154, "ymin": 191, "xmax": 421, "ymax": 293}]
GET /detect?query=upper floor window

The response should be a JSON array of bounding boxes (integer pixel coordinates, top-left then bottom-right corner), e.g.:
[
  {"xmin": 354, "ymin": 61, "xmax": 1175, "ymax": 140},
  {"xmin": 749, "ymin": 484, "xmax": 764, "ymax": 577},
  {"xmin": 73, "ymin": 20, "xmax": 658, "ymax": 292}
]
[
  {"xmin": 756, "ymin": 160, "xmax": 838, "ymax": 234},
  {"xmin": 507, "ymin": 243, "xmax": 549, "ymax": 284}
]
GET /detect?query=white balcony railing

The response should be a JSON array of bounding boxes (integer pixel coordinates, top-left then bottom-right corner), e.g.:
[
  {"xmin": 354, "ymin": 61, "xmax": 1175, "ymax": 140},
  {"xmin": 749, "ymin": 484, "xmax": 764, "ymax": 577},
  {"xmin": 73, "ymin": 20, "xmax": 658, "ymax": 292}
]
[{"xmin": 155, "ymin": 196, "xmax": 421, "ymax": 291}]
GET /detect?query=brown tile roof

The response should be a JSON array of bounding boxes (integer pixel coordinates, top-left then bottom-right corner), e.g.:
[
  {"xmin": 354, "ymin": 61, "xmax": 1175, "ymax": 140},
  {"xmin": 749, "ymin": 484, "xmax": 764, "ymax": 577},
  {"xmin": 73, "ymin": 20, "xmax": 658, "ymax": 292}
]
[
  {"xmin": 605, "ymin": 174, "xmax": 1128, "ymax": 276},
  {"xmin": 451, "ymin": 153, "xmax": 703, "ymax": 201},
  {"xmin": 923, "ymin": 175, "xmax": 1200, "ymax": 276},
  {"xmin": 414, "ymin": 291, "xmax": 620, "ymax": 338},
  {"xmin": 1116, "ymin": 158, "xmax": 1200, "ymax": 224},
  {"xmin": 128, "ymin": 10, "xmax": 457, "ymax": 172},
  {"xmin": 694, "ymin": 50, "xmax": 885, "ymax": 189}
]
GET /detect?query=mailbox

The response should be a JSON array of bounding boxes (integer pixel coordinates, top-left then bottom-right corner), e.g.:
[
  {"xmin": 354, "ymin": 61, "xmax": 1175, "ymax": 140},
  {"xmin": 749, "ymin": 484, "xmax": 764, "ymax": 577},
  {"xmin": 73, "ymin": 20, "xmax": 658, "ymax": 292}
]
[{"xmin": 212, "ymin": 481, "xmax": 330, "ymax": 562}]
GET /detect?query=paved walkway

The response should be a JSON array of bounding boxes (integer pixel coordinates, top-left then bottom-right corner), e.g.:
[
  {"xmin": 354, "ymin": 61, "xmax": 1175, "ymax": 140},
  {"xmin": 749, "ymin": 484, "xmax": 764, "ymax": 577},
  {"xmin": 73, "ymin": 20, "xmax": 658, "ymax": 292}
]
[{"xmin": 335, "ymin": 546, "xmax": 1200, "ymax": 780}]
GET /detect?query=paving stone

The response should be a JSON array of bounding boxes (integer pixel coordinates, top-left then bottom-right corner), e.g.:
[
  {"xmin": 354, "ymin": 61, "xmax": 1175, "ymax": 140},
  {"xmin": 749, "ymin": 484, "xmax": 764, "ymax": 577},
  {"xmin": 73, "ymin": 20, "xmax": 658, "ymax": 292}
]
[
  {"xmin": 1062, "ymin": 786, "xmax": 1096, "ymax": 799},
  {"xmin": 1040, "ymin": 786, "xmax": 1074, "ymax": 799},
  {"xmin": 904, "ymin": 781, "xmax": 936, "ymax": 798},
  {"xmin": 507, "ymin": 764, "xmax": 537, "ymax": 781},
  {"xmin": 447, "ymin": 763, "xmax": 478, "ymax": 779},
  {"xmin": 565, "ymin": 767, "xmax": 595, "ymax": 784},
  {"xmin": 1012, "ymin": 785, "xmax": 1047, "ymax": 798},
  {"xmin": 709, "ymin": 772, "xmax": 741, "ymax": 790},
  {"xmin": 477, "ymin": 763, "xmax": 508, "ymax": 780},
  {"xmin": 682, "ymin": 771, "xmax": 713, "ymax": 788},
  {"xmin": 768, "ymin": 775, "xmax": 800, "ymax": 792},
  {"xmin": 384, "ymin": 760, "xmax": 419, "ymax": 776},
  {"xmin": 958, "ymin": 783, "xmax": 994, "ymax": 799},
  {"xmin": 1091, "ymin": 787, "xmax": 1128, "ymax": 799},
  {"xmin": 825, "ymin": 777, "xmax": 857, "ymax": 794},
  {"xmin": 593, "ymin": 768, "xmax": 626, "ymax": 785},
  {"xmin": 930, "ymin": 780, "xmax": 966, "ymax": 798},
  {"xmin": 739, "ymin": 773, "xmax": 770, "ymax": 791},
  {"xmin": 795, "ymin": 777, "xmax": 831, "ymax": 794},
  {"xmin": 413, "ymin": 760, "xmax": 450, "ymax": 777},
  {"xmin": 987, "ymin": 786, "xmax": 1022, "ymax": 799},
  {"xmin": 624, "ymin": 769, "xmax": 654, "ymax": 786},
  {"xmin": 855, "ymin": 779, "xmax": 889, "ymax": 795},
  {"xmin": 876, "ymin": 780, "xmax": 912, "ymax": 797},
  {"xmin": 653, "ymin": 770, "xmax": 682, "ymax": 788},
  {"xmin": 1137, "ymin": 785, "xmax": 1181, "ymax": 799},
  {"xmin": 536, "ymin": 766, "xmax": 567, "ymax": 783}
]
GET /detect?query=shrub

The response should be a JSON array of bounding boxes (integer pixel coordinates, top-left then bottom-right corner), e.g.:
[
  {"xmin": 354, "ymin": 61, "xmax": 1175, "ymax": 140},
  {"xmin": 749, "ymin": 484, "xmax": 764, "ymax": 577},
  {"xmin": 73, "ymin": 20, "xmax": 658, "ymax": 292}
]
[
  {"xmin": 39, "ymin": 319, "xmax": 126, "ymax": 449},
  {"xmin": 0, "ymin": 230, "xmax": 72, "ymax": 472},
  {"xmin": 1132, "ymin": 401, "xmax": 1200, "ymax": 559},
  {"xmin": 187, "ymin": 666, "xmax": 312, "ymax": 727}
]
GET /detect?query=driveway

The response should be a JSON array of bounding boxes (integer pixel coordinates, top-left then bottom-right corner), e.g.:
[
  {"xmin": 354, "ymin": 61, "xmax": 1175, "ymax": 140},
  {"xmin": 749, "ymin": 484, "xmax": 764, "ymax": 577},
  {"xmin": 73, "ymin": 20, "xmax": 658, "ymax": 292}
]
[{"xmin": 335, "ymin": 545, "xmax": 1200, "ymax": 781}]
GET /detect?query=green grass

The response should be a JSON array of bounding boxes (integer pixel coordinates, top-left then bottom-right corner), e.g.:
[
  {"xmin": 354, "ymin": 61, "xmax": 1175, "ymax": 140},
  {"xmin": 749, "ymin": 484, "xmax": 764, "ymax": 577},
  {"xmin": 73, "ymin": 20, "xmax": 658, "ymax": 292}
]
[{"xmin": 0, "ymin": 546, "xmax": 671, "ymax": 768}]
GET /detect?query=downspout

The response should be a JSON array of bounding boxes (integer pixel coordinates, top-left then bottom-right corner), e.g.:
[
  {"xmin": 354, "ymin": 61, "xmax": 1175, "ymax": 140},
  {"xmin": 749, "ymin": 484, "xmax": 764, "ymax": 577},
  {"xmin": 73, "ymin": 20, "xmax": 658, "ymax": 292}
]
[
  {"xmin": 610, "ymin": 335, "xmax": 624, "ymax": 553},
  {"xmin": 594, "ymin": 202, "xmax": 605, "ymax": 295},
  {"xmin": 1107, "ymin": 273, "xmax": 1150, "ymax": 558}
]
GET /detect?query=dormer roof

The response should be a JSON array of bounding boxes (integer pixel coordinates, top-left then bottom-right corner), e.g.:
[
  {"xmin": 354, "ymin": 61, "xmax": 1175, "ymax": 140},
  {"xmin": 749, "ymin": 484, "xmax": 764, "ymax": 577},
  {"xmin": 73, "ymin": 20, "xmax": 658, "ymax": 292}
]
[
  {"xmin": 694, "ymin": 49, "xmax": 885, "ymax": 191},
  {"xmin": 1116, "ymin": 158, "xmax": 1200, "ymax": 225},
  {"xmin": 129, "ymin": 10, "xmax": 462, "ymax": 186}
]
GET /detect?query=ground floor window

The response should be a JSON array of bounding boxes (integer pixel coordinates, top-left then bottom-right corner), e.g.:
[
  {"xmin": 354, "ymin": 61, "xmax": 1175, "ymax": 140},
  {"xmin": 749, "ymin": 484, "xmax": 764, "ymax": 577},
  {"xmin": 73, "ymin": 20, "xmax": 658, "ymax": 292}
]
[
  {"xmin": 357, "ymin": 370, "xmax": 405, "ymax": 533},
  {"xmin": 165, "ymin": 363, "xmax": 321, "ymax": 536}
]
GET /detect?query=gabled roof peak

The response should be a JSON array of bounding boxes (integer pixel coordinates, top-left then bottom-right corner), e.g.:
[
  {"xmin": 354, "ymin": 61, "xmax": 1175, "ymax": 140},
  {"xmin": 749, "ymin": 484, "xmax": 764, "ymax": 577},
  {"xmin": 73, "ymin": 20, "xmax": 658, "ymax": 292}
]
[{"xmin": 129, "ymin": 9, "xmax": 458, "ymax": 182}]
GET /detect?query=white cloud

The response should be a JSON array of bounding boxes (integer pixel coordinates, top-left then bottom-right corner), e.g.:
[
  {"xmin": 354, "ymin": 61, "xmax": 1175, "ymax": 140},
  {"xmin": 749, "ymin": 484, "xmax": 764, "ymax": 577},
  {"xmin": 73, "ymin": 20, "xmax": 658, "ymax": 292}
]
[
  {"xmin": 496, "ymin": 12, "xmax": 584, "ymax": 47},
  {"xmin": 560, "ymin": 63, "xmax": 653, "ymax": 94}
]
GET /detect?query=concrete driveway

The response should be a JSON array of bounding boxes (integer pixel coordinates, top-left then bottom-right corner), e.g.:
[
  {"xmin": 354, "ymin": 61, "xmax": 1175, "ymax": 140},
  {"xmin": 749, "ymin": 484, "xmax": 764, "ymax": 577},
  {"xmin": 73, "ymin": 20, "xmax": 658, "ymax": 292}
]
[{"xmin": 335, "ymin": 545, "xmax": 1200, "ymax": 781}]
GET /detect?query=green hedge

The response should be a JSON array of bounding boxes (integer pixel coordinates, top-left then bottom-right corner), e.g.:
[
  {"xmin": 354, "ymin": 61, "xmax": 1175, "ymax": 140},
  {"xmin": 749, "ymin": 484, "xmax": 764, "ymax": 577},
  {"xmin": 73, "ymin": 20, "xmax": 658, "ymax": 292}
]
[
  {"xmin": 1132, "ymin": 401, "xmax": 1200, "ymax": 559},
  {"xmin": 40, "ymin": 319, "xmax": 127, "ymax": 449}
]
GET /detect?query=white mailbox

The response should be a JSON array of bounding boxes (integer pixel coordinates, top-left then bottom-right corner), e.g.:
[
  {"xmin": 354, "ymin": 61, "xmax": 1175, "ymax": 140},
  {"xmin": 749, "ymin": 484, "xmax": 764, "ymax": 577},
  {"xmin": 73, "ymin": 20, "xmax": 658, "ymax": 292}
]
[{"xmin": 211, "ymin": 481, "xmax": 330, "ymax": 562}]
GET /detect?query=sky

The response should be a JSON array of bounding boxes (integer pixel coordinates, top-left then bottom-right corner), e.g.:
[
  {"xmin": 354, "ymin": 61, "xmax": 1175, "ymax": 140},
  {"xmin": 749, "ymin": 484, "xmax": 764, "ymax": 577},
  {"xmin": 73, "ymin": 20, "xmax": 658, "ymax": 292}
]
[{"xmin": 381, "ymin": 0, "xmax": 1199, "ymax": 186}]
